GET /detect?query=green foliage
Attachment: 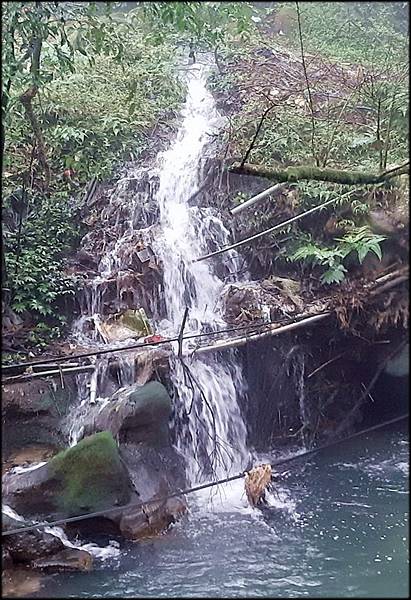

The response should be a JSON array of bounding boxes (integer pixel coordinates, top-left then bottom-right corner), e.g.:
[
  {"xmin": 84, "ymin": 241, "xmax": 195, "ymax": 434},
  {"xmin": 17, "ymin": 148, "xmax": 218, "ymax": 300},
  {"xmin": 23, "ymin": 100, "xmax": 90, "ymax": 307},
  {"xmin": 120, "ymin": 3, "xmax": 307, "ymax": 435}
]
[
  {"xmin": 287, "ymin": 226, "xmax": 386, "ymax": 285},
  {"xmin": 3, "ymin": 189, "xmax": 79, "ymax": 344},
  {"xmin": 39, "ymin": 32, "xmax": 184, "ymax": 180},
  {"xmin": 336, "ymin": 226, "xmax": 385, "ymax": 264},
  {"xmin": 280, "ymin": 1, "xmax": 408, "ymax": 67},
  {"xmin": 2, "ymin": 2, "xmax": 260, "ymax": 354},
  {"xmin": 140, "ymin": 2, "xmax": 256, "ymax": 47}
]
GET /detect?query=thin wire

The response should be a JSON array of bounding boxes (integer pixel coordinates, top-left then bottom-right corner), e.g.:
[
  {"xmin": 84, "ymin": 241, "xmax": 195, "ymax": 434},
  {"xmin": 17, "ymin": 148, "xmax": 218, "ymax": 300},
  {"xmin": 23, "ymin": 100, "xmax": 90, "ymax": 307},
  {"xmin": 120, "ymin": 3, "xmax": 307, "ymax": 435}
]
[
  {"xmin": 1, "ymin": 312, "xmax": 323, "ymax": 373},
  {"xmin": 3, "ymin": 412, "xmax": 407, "ymax": 537},
  {"xmin": 195, "ymin": 190, "xmax": 354, "ymax": 262},
  {"xmin": 3, "ymin": 263, "xmax": 404, "ymax": 374}
]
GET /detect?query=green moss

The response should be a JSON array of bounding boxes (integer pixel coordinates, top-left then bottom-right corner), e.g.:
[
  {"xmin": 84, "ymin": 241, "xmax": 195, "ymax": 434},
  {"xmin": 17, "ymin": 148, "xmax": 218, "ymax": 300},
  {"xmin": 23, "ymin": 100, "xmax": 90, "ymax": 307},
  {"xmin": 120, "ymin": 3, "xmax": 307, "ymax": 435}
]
[
  {"xmin": 48, "ymin": 432, "xmax": 131, "ymax": 516},
  {"xmin": 230, "ymin": 163, "xmax": 409, "ymax": 185}
]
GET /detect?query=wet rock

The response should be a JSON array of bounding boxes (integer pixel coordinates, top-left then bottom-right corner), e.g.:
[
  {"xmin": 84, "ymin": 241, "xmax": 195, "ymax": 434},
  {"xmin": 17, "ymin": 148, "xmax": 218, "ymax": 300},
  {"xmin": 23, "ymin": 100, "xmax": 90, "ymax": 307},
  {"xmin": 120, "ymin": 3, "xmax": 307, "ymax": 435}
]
[
  {"xmin": 95, "ymin": 307, "xmax": 153, "ymax": 343},
  {"xmin": 2, "ymin": 513, "xmax": 64, "ymax": 564},
  {"xmin": 105, "ymin": 347, "xmax": 171, "ymax": 387},
  {"xmin": 32, "ymin": 548, "xmax": 93, "ymax": 572},
  {"xmin": 2, "ymin": 444, "xmax": 57, "ymax": 478},
  {"xmin": 222, "ymin": 277, "xmax": 303, "ymax": 324},
  {"xmin": 83, "ymin": 381, "xmax": 173, "ymax": 446},
  {"xmin": 3, "ymin": 432, "xmax": 133, "ymax": 520},
  {"xmin": 368, "ymin": 208, "xmax": 408, "ymax": 236},
  {"xmin": 384, "ymin": 343, "xmax": 409, "ymax": 377},
  {"xmin": 134, "ymin": 348, "xmax": 170, "ymax": 385},
  {"xmin": 118, "ymin": 495, "xmax": 187, "ymax": 539},
  {"xmin": 2, "ymin": 547, "xmax": 13, "ymax": 569},
  {"xmin": 116, "ymin": 442, "xmax": 187, "ymax": 539},
  {"xmin": 70, "ymin": 249, "xmax": 98, "ymax": 271},
  {"xmin": 119, "ymin": 308, "xmax": 152, "ymax": 335}
]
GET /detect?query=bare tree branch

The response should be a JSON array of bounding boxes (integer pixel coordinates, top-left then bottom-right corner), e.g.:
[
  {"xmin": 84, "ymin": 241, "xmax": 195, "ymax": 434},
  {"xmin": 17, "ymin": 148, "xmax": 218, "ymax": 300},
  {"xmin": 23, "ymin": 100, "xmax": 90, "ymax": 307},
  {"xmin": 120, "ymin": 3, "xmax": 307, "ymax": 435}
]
[
  {"xmin": 239, "ymin": 103, "xmax": 277, "ymax": 168},
  {"xmin": 295, "ymin": 1, "xmax": 319, "ymax": 166}
]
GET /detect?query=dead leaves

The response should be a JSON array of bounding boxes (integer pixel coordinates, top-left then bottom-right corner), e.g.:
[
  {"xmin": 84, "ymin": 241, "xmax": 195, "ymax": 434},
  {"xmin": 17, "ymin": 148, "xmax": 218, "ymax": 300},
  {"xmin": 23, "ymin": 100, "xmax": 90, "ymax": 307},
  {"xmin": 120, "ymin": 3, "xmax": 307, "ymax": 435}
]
[{"xmin": 244, "ymin": 463, "xmax": 273, "ymax": 507}]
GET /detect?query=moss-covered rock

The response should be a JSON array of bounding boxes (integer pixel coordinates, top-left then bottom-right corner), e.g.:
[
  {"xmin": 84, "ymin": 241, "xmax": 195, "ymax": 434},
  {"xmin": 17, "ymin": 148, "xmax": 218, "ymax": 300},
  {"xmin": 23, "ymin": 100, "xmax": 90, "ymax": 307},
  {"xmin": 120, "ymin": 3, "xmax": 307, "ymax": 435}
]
[
  {"xmin": 48, "ymin": 431, "xmax": 132, "ymax": 516},
  {"xmin": 3, "ymin": 432, "xmax": 133, "ymax": 519}
]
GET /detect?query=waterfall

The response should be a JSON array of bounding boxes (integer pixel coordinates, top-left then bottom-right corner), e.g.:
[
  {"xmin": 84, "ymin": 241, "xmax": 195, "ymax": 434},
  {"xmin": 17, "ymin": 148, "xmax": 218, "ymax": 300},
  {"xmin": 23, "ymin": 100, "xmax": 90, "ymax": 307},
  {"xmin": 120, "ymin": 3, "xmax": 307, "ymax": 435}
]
[
  {"xmin": 68, "ymin": 63, "xmax": 251, "ymax": 485},
  {"xmin": 151, "ymin": 66, "xmax": 250, "ymax": 483}
]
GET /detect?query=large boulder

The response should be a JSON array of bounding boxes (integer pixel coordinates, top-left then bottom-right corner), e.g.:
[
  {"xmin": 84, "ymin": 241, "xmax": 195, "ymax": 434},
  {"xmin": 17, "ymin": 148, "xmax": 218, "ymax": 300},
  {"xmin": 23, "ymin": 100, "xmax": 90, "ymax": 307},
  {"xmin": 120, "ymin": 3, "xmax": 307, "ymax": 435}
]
[
  {"xmin": 115, "ymin": 442, "xmax": 188, "ymax": 539},
  {"xmin": 76, "ymin": 382, "xmax": 188, "ymax": 538},
  {"xmin": 83, "ymin": 381, "xmax": 173, "ymax": 446},
  {"xmin": 3, "ymin": 432, "xmax": 133, "ymax": 519}
]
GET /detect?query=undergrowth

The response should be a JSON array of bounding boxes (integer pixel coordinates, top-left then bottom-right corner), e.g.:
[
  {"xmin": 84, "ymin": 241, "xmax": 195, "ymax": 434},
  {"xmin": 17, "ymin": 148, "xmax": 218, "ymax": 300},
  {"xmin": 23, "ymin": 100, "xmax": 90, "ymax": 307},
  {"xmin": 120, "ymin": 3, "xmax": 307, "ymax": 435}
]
[{"xmin": 2, "ymin": 15, "xmax": 183, "ymax": 351}]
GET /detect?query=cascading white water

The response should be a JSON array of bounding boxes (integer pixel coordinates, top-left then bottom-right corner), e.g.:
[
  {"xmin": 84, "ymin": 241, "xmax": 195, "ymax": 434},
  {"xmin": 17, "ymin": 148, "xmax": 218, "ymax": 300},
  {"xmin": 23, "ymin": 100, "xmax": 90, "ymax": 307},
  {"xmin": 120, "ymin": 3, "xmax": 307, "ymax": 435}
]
[
  {"xmin": 152, "ymin": 65, "xmax": 250, "ymax": 483},
  {"xmin": 67, "ymin": 62, "xmax": 251, "ymax": 489}
]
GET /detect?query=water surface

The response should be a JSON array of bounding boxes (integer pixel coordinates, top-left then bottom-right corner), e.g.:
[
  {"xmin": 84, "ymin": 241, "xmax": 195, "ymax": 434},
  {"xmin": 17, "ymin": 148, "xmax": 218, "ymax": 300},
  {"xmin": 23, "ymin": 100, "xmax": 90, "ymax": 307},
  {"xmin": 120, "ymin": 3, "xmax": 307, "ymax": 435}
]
[{"xmin": 33, "ymin": 425, "xmax": 409, "ymax": 598}]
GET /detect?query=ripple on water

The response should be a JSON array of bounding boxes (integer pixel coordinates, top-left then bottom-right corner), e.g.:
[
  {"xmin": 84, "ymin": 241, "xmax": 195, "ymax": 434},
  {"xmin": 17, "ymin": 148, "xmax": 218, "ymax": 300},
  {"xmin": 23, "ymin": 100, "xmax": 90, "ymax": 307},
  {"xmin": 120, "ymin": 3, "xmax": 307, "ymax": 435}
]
[{"xmin": 33, "ymin": 432, "xmax": 408, "ymax": 599}]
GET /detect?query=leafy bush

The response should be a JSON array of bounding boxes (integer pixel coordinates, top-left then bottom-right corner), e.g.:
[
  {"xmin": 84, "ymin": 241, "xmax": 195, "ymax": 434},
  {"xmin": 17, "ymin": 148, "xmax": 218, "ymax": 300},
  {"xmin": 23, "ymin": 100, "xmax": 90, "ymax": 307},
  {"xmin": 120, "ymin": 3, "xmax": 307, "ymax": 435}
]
[
  {"xmin": 3, "ymin": 188, "xmax": 80, "ymax": 344},
  {"xmin": 287, "ymin": 226, "xmax": 386, "ymax": 285}
]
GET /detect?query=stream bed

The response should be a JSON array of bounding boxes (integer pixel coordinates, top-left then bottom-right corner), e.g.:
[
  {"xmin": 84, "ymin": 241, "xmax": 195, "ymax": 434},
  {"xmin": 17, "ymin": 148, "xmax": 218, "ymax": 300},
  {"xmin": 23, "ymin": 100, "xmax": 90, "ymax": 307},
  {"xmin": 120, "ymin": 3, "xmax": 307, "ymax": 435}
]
[{"xmin": 29, "ymin": 423, "xmax": 408, "ymax": 598}]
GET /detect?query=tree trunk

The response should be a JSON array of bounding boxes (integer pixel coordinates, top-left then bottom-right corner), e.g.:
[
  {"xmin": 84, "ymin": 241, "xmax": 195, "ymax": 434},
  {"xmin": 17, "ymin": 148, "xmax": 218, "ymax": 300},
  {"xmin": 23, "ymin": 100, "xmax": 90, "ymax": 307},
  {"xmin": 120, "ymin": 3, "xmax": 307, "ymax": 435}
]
[{"xmin": 20, "ymin": 86, "xmax": 50, "ymax": 188}]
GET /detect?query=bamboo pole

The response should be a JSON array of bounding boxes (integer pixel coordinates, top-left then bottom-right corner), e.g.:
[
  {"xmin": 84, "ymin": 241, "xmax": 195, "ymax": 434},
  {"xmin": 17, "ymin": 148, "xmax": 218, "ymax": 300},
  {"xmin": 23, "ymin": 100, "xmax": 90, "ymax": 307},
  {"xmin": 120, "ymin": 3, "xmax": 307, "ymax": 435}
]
[
  {"xmin": 2, "ymin": 365, "xmax": 95, "ymax": 385},
  {"xmin": 230, "ymin": 183, "xmax": 286, "ymax": 216},
  {"xmin": 193, "ymin": 313, "xmax": 331, "ymax": 355},
  {"xmin": 2, "ymin": 267, "xmax": 406, "ymax": 375},
  {"xmin": 196, "ymin": 190, "xmax": 354, "ymax": 262},
  {"xmin": 369, "ymin": 274, "xmax": 409, "ymax": 296}
]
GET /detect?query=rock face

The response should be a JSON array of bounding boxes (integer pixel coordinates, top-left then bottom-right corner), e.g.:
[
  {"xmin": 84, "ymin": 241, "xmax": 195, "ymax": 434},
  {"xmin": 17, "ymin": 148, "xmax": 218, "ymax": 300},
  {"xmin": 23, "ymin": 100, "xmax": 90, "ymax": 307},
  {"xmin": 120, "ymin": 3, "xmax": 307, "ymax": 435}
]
[
  {"xmin": 2, "ymin": 376, "xmax": 78, "ymax": 455},
  {"xmin": 3, "ymin": 432, "xmax": 133, "ymax": 519},
  {"xmin": 3, "ymin": 382, "xmax": 188, "ymax": 544}
]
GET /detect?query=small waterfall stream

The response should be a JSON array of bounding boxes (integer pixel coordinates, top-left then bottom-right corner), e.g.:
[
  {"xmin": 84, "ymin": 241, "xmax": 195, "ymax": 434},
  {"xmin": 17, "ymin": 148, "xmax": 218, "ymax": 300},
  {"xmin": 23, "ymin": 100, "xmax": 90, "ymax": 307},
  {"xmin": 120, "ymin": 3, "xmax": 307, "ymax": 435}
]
[
  {"xmin": 68, "ymin": 63, "xmax": 251, "ymax": 487},
  {"xmin": 153, "ymin": 66, "xmax": 250, "ymax": 483}
]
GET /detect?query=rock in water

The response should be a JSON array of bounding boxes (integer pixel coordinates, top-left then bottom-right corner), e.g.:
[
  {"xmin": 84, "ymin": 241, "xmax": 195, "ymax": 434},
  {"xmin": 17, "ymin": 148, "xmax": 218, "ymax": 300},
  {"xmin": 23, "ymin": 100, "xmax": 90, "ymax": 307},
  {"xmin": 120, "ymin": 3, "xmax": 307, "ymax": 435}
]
[
  {"xmin": 116, "ymin": 443, "xmax": 188, "ymax": 539},
  {"xmin": 2, "ymin": 512, "xmax": 64, "ymax": 563},
  {"xmin": 3, "ymin": 431, "xmax": 133, "ymax": 519},
  {"xmin": 3, "ymin": 387, "xmax": 188, "ymax": 541},
  {"xmin": 2, "ymin": 568, "xmax": 42, "ymax": 598},
  {"xmin": 32, "ymin": 548, "xmax": 93, "ymax": 572},
  {"xmin": 119, "ymin": 495, "xmax": 187, "ymax": 539}
]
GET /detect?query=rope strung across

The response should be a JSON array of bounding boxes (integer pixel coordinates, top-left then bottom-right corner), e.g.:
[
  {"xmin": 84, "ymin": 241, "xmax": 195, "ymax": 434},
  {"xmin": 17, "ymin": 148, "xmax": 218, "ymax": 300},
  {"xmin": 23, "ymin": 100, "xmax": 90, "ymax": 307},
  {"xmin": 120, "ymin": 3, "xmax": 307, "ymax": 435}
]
[{"xmin": 3, "ymin": 412, "xmax": 408, "ymax": 537}]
